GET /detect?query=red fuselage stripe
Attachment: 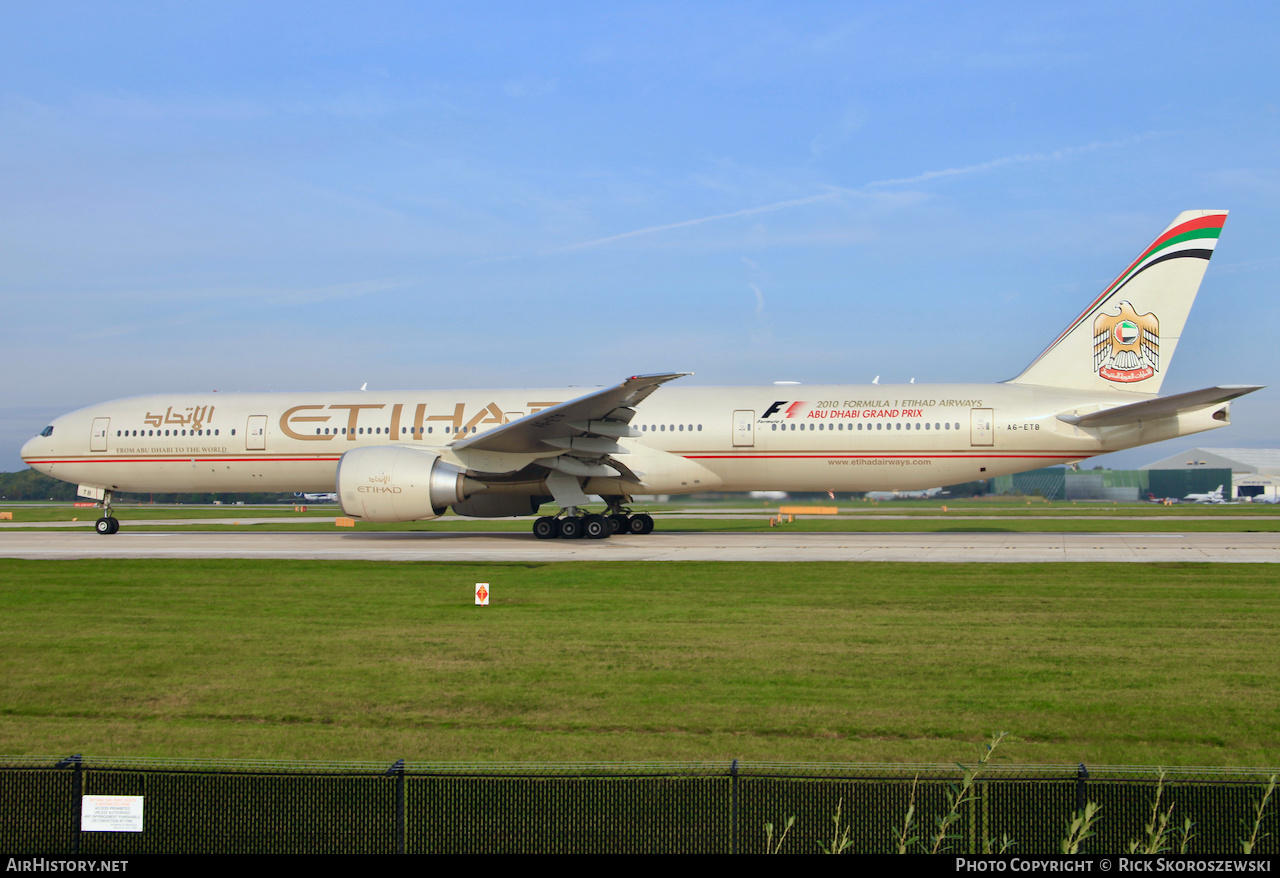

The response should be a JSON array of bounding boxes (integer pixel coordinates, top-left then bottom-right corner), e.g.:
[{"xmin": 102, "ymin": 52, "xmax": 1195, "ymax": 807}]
[
  {"xmin": 682, "ymin": 453, "xmax": 1081, "ymax": 460},
  {"xmin": 24, "ymin": 457, "xmax": 343, "ymax": 464}
]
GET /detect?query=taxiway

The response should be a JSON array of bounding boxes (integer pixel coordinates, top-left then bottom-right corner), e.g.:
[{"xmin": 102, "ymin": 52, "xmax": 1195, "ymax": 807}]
[{"xmin": 2, "ymin": 530, "xmax": 1277, "ymax": 562}]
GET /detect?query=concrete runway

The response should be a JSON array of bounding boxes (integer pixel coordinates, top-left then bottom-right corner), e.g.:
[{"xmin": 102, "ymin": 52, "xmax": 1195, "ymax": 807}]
[
  {"xmin": 3, "ymin": 529, "xmax": 1279, "ymax": 562},
  {"xmin": 4, "ymin": 513, "xmax": 1277, "ymax": 528}
]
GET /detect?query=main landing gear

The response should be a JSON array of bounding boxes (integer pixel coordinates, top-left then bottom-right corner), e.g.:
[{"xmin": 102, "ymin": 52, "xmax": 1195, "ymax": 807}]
[
  {"xmin": 531, "ymin": 509, "xmax": 655, "ymax": 540},
  {"xmin": 95, "ymin": 489, "xmax": 120, "ymax": 535}
]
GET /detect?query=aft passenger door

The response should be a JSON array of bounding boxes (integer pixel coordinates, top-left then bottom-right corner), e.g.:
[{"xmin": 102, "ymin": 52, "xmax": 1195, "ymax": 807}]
[
  {"xmin": 733, "ymin": 410, "xmax": 755, "ymax": 447},
  {"xmin": 970, "ymin": 408, "xmax": 994, "ymax": 446}
]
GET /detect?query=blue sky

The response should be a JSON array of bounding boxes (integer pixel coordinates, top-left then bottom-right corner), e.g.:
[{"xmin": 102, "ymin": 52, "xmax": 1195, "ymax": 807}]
[{"xmin": 3, "ymin": 2, "xmax": 1279, "ymax": 472}]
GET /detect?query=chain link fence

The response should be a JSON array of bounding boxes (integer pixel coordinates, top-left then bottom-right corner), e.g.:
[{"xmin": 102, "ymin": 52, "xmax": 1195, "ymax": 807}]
[{"xmin": 3, "ymin": 757, "xmax": 1276, "ymax": 854}]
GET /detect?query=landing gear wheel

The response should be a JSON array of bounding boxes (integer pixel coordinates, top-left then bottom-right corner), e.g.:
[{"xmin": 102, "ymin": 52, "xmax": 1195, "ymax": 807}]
[
  {"xmin": 607, "ymin": 514, "xmax": 629, "ymax": 535},
  {"xmin": 628, "ymin": 514, "xmax": 654, "ymax": 535},
  {"xmin": 583, "ymin": 514, "xmax": 611, "ymax": 540},
  {"xmin": 95, "ymin": 517, "xmax": 119, "ymax": 535},
  {"xmin": 532, "ymin": 517, "xmax": 559, "ymax": 539},
  {"xmin": 557, "ymin": 516, "xmax": 584, "ymax": 539}
]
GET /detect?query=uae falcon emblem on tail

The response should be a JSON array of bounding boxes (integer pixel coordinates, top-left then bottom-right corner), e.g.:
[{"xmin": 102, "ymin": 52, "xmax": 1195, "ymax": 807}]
[{"xmin": 1093, "ymin": 301, "xmax": 1159, "ymax": 383}]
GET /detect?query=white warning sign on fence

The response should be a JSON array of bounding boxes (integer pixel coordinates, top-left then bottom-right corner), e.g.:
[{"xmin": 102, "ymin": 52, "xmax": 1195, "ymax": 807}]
[{"xmin": 81, "ymin": 795, "xmax": 145, "ymax": 832}]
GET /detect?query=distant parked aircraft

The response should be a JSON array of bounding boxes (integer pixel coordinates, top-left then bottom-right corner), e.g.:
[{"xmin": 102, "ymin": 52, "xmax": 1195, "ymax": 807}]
[{"xmin": 1184, "ymin": 485, "xmax": 1226, "ymax": 504}]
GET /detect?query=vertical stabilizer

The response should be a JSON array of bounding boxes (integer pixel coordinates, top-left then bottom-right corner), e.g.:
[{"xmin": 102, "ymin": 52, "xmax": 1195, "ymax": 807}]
[{"xmin": 1009, "ymin": 210, "xmax": 1227, "ymax": 394}]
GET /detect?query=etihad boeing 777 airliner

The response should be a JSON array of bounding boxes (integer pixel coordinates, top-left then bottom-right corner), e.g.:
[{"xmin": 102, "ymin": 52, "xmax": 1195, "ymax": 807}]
[{"xmin": 21, "ymin": 211, "xmax": 1260, "ymax": 539}]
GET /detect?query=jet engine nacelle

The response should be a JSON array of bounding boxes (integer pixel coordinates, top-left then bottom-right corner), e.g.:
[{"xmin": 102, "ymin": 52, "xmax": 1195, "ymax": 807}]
[{"xmin": 336, "ymin": 446, "xmax": 483, "ymax": 522}]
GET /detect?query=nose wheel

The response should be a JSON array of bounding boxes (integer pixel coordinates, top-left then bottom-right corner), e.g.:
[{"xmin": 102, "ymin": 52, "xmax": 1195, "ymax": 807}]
[{"xmin": 94, "ymin": 489, "xmax": 120, "ymax": 535}]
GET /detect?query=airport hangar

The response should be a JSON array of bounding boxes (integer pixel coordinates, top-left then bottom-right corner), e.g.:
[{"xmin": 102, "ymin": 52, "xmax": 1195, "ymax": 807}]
[
  {"xmin": 988, "ymin": 448, "xmax": 1280, "ymax": 502},
  {"xmin": 1140, "ymin": 448, "xmax": 1280, "ymax": 501}
]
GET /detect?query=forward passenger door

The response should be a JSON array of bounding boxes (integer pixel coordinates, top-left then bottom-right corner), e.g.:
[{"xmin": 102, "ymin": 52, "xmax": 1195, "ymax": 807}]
[{"xmin": 90, "ymin": 418, "xmax": 110, "ymax": 452}]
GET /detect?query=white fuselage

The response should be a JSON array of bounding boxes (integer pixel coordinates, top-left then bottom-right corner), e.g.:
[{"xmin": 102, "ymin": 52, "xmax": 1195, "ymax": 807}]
[{"xmin": 20, "ymin": 381, "xmax": 1232, "ymax": 500}]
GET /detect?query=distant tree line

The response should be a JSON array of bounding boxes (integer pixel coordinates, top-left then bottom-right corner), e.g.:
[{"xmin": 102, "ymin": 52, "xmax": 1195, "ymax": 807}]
[{"xmin": 0, "ymin": 469, "xmax": 297, "ymax": 505}]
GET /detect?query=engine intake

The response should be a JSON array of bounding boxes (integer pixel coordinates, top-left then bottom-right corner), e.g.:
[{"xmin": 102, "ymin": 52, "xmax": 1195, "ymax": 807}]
[{"xmin": 336, "ymin": 446, "xmax": 483, "ymax": 522}]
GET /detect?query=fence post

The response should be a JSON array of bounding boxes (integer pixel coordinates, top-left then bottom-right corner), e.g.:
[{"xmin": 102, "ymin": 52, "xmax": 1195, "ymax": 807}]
[
  {"xmin": 387, "ymin": 758, "xmax": 406, "ymax": 854},
  {"xmin": 977, "ymin": 776, "xmax": 989, "ymax": 854},
  {"xmin": 1076, "ymin": 763, "xmax": 1089, "ymax": 814},
  {"xmin": 55, "ymin": 755, "xmax": 83, "ymax": 855},
  {"xmin": 730, "ymin": 759, "xmax": 739, "ymax": 855}
]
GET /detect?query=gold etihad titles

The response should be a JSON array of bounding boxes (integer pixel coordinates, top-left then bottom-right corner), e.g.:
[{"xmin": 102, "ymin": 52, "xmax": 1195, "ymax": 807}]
[
  {"xmin": 278, "ymin": 401, "xmax": 563, "ymax": 441},
  {"xmin": 143, "ymin": 405, "xmax": 215, "ymax": 430}
]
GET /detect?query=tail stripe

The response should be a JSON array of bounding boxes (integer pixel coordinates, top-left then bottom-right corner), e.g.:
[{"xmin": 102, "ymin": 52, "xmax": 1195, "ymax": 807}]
[
  {"xmin": 1106, "ymin": 248, "xmax": 1213, "ymax": 300},
  {"xmin": 1105, "ymin": 226, "xmax": 1222, "ymax": 299}
]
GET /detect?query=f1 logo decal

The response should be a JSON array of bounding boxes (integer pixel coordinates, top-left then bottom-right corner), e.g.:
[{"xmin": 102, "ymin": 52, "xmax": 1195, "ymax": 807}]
[{"xmin": 762, "ymin": 401, "xmax": 807, "ymax": 419}]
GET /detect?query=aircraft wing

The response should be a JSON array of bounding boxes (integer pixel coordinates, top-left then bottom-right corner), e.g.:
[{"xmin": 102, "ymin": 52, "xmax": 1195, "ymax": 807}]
[
  {"xmin": 452, "ymin": 372, "xmax": 691, "ymax": 455},
  {"xmin": 1057, "ymin": 385, "xmax": 1263, "ymax": 428}
]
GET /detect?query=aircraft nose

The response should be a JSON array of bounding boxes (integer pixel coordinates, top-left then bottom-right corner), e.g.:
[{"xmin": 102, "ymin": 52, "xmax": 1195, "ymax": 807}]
[{"xmin": 21, "ymin": 431, "xmax": 52, "ymax": 473}]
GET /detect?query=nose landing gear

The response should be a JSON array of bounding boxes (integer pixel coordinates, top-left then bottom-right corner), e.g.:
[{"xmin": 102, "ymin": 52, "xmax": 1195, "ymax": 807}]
[{"xmin": 94, "ymin": 490, "xmax": 119, "ymax": 535}]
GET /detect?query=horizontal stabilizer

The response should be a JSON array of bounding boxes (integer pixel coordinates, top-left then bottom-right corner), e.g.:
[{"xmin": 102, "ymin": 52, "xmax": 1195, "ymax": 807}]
[{"xmin": 1057, "ymin": 385, "xmax": 1263, "ymax": 428}]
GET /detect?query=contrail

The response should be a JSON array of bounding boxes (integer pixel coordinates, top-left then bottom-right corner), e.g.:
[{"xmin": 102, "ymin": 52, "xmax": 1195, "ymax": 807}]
[
  {"xmin": 554, "ymin": 191, "xmax": 843, "ymax": 252},
  {"xmin": 547, "ymin": 136, "xmax": 1146, "ymax": 254},
  {"xmin": 865, "ymin": 142, "xmax": 1107, "ymax": 188}
]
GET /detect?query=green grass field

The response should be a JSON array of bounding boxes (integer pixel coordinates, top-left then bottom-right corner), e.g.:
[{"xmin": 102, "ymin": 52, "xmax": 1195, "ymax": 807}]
[{"xmin": 2, "ymin": 559, "xmax": 1277, "ymax": 767}]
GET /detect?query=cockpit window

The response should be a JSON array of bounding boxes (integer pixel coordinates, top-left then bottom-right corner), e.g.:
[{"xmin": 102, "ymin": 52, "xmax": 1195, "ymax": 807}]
[{"xmin": 40, "ymin": 426, "xmax": 54, "ymax": 437}]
